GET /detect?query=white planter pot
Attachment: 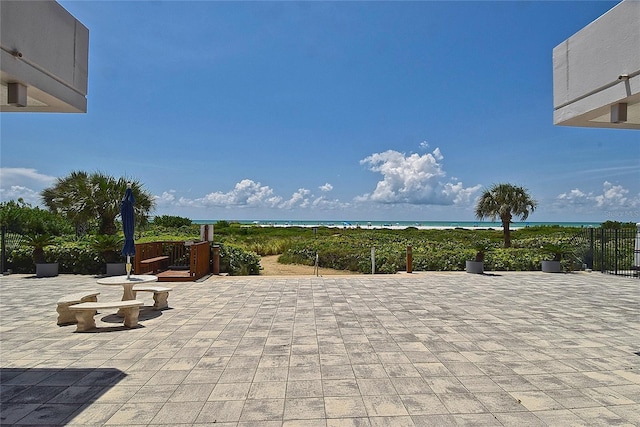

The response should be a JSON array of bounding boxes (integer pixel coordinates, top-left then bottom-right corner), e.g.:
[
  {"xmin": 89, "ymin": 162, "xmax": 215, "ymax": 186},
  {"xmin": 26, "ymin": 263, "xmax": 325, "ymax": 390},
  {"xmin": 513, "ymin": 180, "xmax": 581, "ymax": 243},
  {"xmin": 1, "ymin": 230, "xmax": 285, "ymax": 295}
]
[
  {"xmin": 542, "ymin": 260, "xmax": 562, "ymax": 273},
  {"xmin": 465, "ymin": 260, "xmax": 484, "ymax": 274},
  {"xmin": 106, "ymin": 263, "xmax": 126, "ymax": 276},
  {"xmin": 36, "ymin": 263, "xmax": 58, "ymax": 277}
]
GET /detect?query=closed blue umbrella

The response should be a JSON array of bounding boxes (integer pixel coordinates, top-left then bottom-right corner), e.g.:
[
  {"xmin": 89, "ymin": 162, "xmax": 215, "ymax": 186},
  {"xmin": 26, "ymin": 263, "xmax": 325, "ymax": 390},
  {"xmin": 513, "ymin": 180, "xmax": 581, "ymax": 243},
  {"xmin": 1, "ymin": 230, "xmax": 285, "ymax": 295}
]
[{"xmin": 120, "ymin": 184, "xmax": 136, "ymax": 279}]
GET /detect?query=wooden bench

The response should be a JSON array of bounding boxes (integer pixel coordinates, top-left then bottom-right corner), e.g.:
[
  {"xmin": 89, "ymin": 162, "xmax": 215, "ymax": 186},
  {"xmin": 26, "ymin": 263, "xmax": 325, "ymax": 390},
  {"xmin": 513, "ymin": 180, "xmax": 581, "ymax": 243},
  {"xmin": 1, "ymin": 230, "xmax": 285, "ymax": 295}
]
[
  {"xmin": 56, "ymin": 292, "xmax": 100, "ymax": 325},
  {"xmin": 132, "ymin": 285, "xmax": 173, "ymax": 310},
  {"xmin": 68, "ymin": 300, "xmax": 144, "ymax": 332},
  {"xmin": 139, "ymin": 256, "xmax": 169, "ymax": 274}
]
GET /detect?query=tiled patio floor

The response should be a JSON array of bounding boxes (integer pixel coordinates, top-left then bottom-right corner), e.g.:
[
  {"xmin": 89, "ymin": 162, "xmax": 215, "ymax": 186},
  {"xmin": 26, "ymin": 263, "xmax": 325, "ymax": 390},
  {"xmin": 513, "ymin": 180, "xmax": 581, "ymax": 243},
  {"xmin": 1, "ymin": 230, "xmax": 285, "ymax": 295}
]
[{"xmin": 1, "ymin": 271, "xmax": 639, "ymax": 426}]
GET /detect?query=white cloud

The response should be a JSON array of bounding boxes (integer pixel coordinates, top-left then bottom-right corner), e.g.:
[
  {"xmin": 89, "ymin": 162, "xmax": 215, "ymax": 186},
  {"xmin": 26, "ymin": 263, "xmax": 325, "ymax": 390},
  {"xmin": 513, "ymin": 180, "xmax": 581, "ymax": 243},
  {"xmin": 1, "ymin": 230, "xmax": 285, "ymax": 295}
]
[
  {"xmin": 279, "ymin": 188, "xmax": 311, "ymax": 210},
  {"xmin": 555, "ymin": 181, "xmax": 639, "ymax": 211},
  {"xmin": 594, "ymin": 181, "xmax": 632, "ymax": 208},
  {"xmin": 0, "ymin": 185, "xmax": 43, "ymax": 206},
  {"xmin": 155, "ymin": 178, "xmax": 352, "ymax": 214},
  {"xmin": 195, "ymin": 179, "xmax": 282, "ymax": 208},
  {"xmin": 155, "ymin": 190, "xmax": 176, "ymax": 205},
  {"xmin": 319, "ymin": 183, "xmax": 333, "ymax": 192},
  {"xmin": 358, "ymin": 148, "xmax": 480, "ymax": 205},
  {"xmin": 0, "ymin": 168, "xmax": 57, "ymax": 206},
  {"xmin": 0, "ymin": 168, "xmax": 56, "ymax": 187}
]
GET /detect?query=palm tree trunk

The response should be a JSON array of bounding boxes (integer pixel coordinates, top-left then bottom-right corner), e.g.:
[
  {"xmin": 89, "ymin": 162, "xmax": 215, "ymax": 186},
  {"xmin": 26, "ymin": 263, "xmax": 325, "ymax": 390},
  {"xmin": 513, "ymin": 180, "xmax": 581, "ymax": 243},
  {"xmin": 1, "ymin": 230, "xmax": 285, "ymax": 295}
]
[{"xmin": 502, "ymin": 214, "xmax": 512, "ymax": 248}]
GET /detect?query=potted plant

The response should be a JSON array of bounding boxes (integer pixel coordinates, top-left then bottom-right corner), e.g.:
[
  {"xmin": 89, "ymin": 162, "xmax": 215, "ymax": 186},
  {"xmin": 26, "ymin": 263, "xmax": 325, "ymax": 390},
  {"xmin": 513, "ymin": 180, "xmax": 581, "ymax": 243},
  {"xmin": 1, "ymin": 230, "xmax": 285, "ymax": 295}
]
[
  {"xmin": 541, "ymin": 242, "xmax": 574, "ymax": 273},
  {"xmin": 92, "ymin": 234, "xmax": 125, "ymax": 276},
  {"xmin": 24, "ymin": 233, "xmax": 58, "ymax": 277},
  {"xmin": 466, "ymin": 240, "xmax": 492, "ymax": 274}
]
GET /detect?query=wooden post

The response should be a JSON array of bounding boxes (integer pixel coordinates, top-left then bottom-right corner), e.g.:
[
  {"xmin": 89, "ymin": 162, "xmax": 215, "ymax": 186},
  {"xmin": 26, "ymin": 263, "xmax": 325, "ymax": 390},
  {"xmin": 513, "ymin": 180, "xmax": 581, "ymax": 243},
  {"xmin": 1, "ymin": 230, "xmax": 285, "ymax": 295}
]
[
  {"xmin": 406, "ymin": 245, "xmax": 412, "ymax": 273},
  {"xmin": 371, "ymin": 247, "xmax": 375, "ymax": 274},
  {"xmin": 212, "ymin": 245, "xmax": 220, "ymax": 275}
]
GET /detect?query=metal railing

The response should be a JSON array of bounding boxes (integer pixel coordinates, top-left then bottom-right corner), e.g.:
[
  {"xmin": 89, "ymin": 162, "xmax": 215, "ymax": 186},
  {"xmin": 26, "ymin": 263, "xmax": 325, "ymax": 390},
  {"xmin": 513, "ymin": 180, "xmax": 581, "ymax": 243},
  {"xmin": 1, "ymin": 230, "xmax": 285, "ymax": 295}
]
[{"xmin": 574, "ymin": 226, "xmax": 639, "ymax": 278}]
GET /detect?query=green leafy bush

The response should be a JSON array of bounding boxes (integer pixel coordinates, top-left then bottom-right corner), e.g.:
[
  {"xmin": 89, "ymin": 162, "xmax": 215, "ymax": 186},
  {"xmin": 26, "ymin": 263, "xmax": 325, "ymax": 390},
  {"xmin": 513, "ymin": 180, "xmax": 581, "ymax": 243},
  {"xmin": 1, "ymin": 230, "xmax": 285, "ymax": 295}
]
[
  {"xmin": 153, "ymin": 215, "xmax": 192, "ymax": 228},
  {"xmin": 218, "ymin": 244, "xmax": 261, "ymax": 276}
]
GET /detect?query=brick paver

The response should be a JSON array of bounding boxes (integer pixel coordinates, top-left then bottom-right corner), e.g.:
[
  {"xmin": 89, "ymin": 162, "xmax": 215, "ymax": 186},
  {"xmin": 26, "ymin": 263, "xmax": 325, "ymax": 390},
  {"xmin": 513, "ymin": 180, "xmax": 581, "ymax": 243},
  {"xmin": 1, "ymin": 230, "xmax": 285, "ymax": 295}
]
[{"xmin": 1, "ymin": 271, "xmax": 639, "ymax": 426}]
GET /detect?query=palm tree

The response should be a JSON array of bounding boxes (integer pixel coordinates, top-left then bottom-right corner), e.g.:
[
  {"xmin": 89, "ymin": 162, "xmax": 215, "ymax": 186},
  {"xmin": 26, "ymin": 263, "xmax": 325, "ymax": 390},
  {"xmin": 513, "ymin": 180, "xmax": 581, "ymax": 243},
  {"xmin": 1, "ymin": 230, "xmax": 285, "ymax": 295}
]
[
  {"xmin": 475, "ymin": 183, "xmax": 537, "ymax": 248},
  {"xmin": 41, "ymin": 171, "xmax": 155, "ymax": 235}
]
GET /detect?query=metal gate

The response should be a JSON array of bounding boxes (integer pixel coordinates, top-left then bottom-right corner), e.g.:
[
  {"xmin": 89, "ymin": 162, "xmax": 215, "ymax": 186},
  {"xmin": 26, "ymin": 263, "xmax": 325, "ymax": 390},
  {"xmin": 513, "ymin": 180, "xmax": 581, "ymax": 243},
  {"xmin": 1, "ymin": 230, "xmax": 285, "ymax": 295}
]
[{"xmin": 574, "ymin": 225, "xmax": 640, "ymax": 278}]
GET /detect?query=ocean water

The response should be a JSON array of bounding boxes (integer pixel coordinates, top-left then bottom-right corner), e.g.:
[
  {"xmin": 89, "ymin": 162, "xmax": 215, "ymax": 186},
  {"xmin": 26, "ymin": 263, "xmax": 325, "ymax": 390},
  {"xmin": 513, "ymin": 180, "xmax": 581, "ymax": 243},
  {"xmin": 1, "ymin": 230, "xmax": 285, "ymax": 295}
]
[{"xmin": 192, "ymin": 219, "xmax": 602, "ymax": 230}]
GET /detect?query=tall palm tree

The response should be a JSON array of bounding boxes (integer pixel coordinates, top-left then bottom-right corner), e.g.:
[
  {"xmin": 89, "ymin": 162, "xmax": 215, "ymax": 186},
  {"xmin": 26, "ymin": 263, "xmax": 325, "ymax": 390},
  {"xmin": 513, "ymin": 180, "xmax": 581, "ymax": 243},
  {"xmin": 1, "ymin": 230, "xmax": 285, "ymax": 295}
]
[
  {"xmin": 42, "ymin": 171, "xmax": 155, "ymax": 235},
  {"xmin": 475, "ymin": 183, "xmax": 537, "ymax": 248}
]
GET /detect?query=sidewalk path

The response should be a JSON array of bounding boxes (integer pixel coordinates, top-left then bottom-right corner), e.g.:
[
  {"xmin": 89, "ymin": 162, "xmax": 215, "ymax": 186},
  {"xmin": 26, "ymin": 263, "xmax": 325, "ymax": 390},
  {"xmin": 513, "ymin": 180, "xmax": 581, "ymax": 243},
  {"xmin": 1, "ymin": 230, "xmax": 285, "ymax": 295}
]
[{"xmin": 1, "ymin": 272, "xmax": 639, "ymax": 426}]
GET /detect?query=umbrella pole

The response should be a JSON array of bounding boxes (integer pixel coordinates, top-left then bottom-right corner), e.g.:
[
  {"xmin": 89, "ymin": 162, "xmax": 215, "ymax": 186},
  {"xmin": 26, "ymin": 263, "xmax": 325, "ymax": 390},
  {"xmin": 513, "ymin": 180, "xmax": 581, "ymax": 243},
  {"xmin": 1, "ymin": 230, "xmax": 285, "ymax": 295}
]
[{"xmin": 126, "ymin": 255, "xmax": 132, "ymax": 279}]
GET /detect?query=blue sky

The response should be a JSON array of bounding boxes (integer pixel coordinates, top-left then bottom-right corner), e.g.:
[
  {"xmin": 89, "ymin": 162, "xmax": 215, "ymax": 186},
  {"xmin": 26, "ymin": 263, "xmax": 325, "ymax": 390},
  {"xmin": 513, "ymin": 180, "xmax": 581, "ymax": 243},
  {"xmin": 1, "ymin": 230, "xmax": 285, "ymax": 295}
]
[{"xmin": 1, "ymin": 1, "xmax": 638, "ymax": 223}]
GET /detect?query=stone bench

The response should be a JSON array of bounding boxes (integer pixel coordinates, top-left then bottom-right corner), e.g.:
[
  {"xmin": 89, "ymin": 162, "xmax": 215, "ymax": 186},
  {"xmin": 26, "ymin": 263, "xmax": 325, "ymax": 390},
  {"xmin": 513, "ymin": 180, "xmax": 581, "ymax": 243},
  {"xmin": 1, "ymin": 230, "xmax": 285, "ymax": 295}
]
[
  {"xmin": 132, "ymin": 285, "xmax": 173, "ymax": 310},
  {"xmin": 56, "ymin": 291, "xmax": 100, "ymax": 325},
  {"xmin": 68, "ymin": 300, "xmax": 144, "ymax": 332}
]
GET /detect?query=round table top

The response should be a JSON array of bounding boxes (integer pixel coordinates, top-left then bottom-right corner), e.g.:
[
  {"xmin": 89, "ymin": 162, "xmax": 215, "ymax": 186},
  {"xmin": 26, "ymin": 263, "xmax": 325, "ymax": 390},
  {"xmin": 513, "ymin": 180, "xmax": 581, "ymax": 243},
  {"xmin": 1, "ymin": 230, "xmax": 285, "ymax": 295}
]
[{"xmin": 96, "ymin": 274, "xmax": 158, "ymax": 285}]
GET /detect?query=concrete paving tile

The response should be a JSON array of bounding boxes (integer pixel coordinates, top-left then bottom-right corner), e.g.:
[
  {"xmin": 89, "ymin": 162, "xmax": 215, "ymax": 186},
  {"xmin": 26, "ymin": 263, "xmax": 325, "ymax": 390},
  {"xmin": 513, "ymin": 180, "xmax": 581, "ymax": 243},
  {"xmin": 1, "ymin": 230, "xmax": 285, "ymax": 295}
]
[
  {"xmin": 287, "ymin": 379, "xmax": 324, "ymax": 398},
  {"xmin": 368, "ymin": 415, "xmax": 415, "ymax": 426},
  {"xmin": 208, "ymin": 382, "xmax": 251, "ymax": 401},
  {"xmin": 389, "ymin": 377, "xmax": 431, "ymax": 395},
  {"xmin": 608, "ymin": 403, "xmax": 640, "ymax": 425},
  {"xmin": 322, "ymin": 364, "xmax": 355, "ymax": 379},
  {"xmin": 438, "ymin": 392, "xmax": 488, "ymax": 414},
  {"xmin": 284, "ymin": 397, "xmax": 326, "ymax": 420},
  {"xmin": 492, "ymin": 375, "xmax": 538, "ymax": 392},
  {"xmin": 412, "ymin": 414, "xmax": 457, "ymax": 426},
  {"xmin": 13, "ymin": 403, "xmax": 82, "ymax": 425},
  {"xmin": 145, "ymin": 369, "xmax": 190, "ymax": 385},
  {"xmin": 452, "ymin": 413, "xmax": 504, "ymax": 426},
  {"xmin": 580, "ymin": 386, "xmax": 636, "ymax": 405},
  {"xmin": 424, "ymin": 376, "xmax": 467, "ymax": 394},
  {"xmin": 218, "ymin": 366, "xmax": 257, "ymax": 383},
  {"xmin": 290, "ymin": 365, "xmax": 323, "ymax": 381},
  {"xmin": 323, "ymin": 378, "xmax": 360, "ymax": 396},
  {"xmin": 357, "ymin": 378, "xmax": 397, "ymax": 395},
  {"xmin": 571, "ymin": 406, "xmax": 636, "ymax": 427},
  {"xmin": 326, "ymin": 418, "xmax": 371, "ymax": 427},
  {"xmin": 545, "ymin": 388, "xmax": 601, "ymax": 409},
  {"xmin": 362, "ymin": 394, "xmax": 409, "ymax": 421},
  {"xmin": 510, "ymin": 390, "xmax": 563, "ymax": 411},
  {"xmin": 456, "ymin": 375, "xmax": 503, "ymax": 393},
  {"xmin": 196, "ymin": 400, "xmax": 244, "ymax": 423},
  {"xmin": 2, "ymin": 272, "xmax": 640, "ymax": 426},
  {"xmin": 150, "ymin": 401, "xmax": 204, "ymax": 424},
  {"xmin": 474, "ymin": 391, "xmax": 525, "ymax": 412},
  {"xmin": 413, "ymin": 362, "xmax": 451, "ymax": 377},
  {"xmin": 399, "ymin": 393, "xmax": 448, "ymax": 415},
  {"xmin": 239, "ymin": 398, "xmax": 284, "ymax": 421},
  {"xmin": 283, "ymin": 419, "xmax": 327, "ymax": 427},
  {"xmin": 384, "ymin": 363, "xmax": 422, "ymax": 378},
  {"xmin": 609, "ymin": 384, "xmax": 640, "ymax": 401},
  {"xmin": 493, "ymin": 411, "xmax": 546, "ymax": 426},
  {"xmin": 169, "ymin": 382, "xmax": 215, "ymax": 402},
  {"xmin": 65, "ymin": 402, "xmax": 123, "ymax": 425},
  {"xmin": 105, "ymin": 402, "xmax": 163, "ymax": 425},
  {"xmin": 130, "ymin": 384, "xmax": 178, "ymax": 403},
  {"xmin": 248, "ymin": 381, "xmax": 287, "ymax": 399},
  {"xmin": 194, "ymin": 355, "xmax": 230, "ymax": 370},
  {"xmin": 259, "ymin": 354, "xmax": 290, "ymax": 368},
  {"xmin": 183, "ymin": 368, "xmax": 223, "ymax": 384},
  {"xmin": 0, "ymin": 403, "xmax": 41, "ymax": 424},
  {"xmin": 324, "ymin": 396, "xmax": 368, "ymax": 418},
  {"xmin": 534, "ymin": 408, "xmax": 591, "ymax": 426}
]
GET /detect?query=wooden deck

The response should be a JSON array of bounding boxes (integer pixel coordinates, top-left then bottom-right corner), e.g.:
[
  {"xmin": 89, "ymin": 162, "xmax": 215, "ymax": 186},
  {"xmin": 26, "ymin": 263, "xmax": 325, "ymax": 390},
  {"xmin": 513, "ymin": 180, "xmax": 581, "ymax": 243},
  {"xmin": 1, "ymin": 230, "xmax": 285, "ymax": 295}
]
[
  {"xmin": 156, "ymin": 269, "xmax": 196, "ymax": 282},
  {"xmin": 135, "ymin": 241, "xmax": 212, "ymax": 282}
]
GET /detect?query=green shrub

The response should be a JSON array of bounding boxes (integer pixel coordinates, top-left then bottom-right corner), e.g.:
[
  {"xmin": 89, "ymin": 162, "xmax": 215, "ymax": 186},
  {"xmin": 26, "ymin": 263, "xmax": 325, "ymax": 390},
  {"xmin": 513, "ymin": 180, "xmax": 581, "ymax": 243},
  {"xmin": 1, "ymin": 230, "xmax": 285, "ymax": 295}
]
[
  {"xmin": 153, "ymin": 215, "xmax": 192, "ymax": 228},
  {"xmin": 218, "ymin": 244, "xmax": 260, "ymax": 276}
]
